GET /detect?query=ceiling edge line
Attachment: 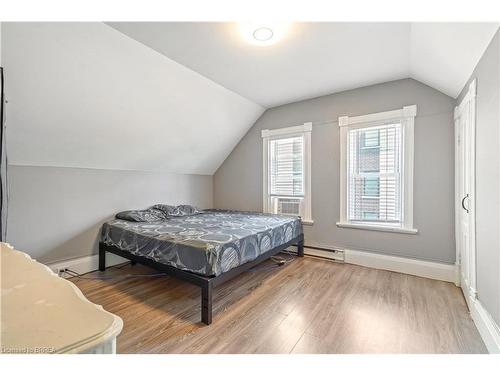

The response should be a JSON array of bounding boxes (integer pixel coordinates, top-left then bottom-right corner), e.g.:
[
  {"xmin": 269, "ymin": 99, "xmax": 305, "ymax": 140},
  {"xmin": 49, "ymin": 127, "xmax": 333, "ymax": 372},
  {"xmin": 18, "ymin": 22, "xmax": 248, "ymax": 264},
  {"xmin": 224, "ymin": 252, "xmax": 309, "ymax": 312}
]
[{"xmin": 103, "ymin": 22, "xmax": 266, "ymax": 110}]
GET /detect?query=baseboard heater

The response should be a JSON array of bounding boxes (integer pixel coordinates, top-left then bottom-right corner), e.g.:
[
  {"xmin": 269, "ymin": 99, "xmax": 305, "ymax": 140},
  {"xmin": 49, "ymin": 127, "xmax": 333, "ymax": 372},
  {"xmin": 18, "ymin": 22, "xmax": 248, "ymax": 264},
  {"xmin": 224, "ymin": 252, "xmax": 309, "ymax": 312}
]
[{"xmin": 291, "ymin": 244, "xmax": 345, "ymax": 262}]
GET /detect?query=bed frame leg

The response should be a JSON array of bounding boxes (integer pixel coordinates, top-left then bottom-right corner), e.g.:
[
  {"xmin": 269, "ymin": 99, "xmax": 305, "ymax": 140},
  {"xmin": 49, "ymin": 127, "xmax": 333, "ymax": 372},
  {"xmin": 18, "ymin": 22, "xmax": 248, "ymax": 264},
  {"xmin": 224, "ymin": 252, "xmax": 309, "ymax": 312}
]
[
  {"xmin": 201, "ymin": 282, "xmax": 213, "ymax": 325},
  {"xmin": 99, "ymin": 244, "xmax": 106, "ymax": 271},
  {"xmin": 297, "ymin": 235, "xmax": 305, "ymax": 257}
]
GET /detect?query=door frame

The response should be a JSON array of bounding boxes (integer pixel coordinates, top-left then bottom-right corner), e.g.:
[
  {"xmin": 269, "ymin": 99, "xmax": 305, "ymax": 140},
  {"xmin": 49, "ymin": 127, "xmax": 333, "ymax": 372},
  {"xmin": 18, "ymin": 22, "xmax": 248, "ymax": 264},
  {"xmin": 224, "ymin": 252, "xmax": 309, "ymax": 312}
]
[{"xmin": 454, "ymin": 79, "xmax": 477, "ymax": 305}]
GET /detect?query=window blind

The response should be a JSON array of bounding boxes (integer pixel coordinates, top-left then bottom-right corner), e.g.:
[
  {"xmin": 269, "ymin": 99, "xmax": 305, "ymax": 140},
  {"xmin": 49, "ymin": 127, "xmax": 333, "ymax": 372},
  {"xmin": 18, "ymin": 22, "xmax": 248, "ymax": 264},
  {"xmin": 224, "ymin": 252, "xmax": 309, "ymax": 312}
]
[
  {"xmin": 348, "ymin": 123, "xmax": 402, "ymax": 225},
  {"xmin": 270, "ymin": 136, "xmax": 304, "ymax": 197}
]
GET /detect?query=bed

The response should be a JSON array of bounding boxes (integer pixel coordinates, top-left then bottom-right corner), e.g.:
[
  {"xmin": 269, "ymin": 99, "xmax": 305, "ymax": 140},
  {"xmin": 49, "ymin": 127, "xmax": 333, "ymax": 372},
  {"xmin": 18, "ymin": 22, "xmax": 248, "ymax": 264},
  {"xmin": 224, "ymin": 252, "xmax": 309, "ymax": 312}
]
[{"xmin": 99, "ymin": 208, "xmax": 304, "ymax": 325}]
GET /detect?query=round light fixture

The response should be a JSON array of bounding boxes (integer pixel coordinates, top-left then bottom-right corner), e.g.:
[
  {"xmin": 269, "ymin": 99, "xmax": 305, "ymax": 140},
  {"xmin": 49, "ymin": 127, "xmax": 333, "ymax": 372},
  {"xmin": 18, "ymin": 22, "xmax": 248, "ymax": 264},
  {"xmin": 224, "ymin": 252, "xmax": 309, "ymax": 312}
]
[
  {"xmin": 239, "ymin": 23, "xmax": 289, "ymax": 46},
  {"xmin": 253, "ymin": 27, "xmax": 274, "ymax": 42}
]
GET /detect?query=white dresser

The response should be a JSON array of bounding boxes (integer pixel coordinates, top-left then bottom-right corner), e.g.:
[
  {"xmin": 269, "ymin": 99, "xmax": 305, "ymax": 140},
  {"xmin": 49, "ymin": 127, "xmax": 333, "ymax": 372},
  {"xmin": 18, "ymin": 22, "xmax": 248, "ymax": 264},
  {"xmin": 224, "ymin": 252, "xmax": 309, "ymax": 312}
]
[{"xmin": 0, "ymin": 243, "xmax": 123, "ymax": 354}]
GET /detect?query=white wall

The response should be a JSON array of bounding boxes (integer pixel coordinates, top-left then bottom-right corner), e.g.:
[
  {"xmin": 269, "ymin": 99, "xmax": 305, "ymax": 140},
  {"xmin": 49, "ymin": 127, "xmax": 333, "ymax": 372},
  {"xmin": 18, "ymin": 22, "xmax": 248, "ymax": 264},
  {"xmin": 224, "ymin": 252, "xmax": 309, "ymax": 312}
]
[
  {"xmin": 3, "ymin": 23, "xmax": 264, "ymax": 175},
  {"xmin": 1, "ymin": 22, "xmax": 263, "ymax": 263}
]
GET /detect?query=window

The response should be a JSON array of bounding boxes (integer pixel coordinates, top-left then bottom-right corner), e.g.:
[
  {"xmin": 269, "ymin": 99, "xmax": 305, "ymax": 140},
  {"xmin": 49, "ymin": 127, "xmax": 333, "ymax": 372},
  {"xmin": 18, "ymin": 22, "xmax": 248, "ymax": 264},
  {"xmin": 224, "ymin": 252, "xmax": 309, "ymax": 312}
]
[
  {"xmin": 337, "ymin": 106, "xmax": 417, "ymax": 234},
  {"xmin": 262, "ymin": 123, "xmax": 312, "ymax": 224}
]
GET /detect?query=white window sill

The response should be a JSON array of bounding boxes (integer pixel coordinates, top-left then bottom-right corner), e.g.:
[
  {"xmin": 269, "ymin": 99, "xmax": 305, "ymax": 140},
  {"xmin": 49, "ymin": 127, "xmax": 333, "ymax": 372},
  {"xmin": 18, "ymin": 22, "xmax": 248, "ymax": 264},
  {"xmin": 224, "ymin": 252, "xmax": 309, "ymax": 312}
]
[
  {"xmin": 336, "ymin": 222, "xmax": 418, "ymax": 234},
  {"xmin": 301, "ymin": 219, "xmax": 314, "ymax": 226}
]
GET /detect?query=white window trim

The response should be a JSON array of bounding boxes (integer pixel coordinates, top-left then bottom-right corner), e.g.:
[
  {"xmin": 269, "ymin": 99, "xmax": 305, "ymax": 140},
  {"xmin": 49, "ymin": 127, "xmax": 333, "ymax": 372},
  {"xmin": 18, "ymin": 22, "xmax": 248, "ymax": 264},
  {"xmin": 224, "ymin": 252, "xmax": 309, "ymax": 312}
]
[
  {"xmin": 337, "ymin": 105, "xmax": 418, "ymax": 234},
  {"xmin": 262, "ymin": 122, "xmax": 313, "ymax": 225}
]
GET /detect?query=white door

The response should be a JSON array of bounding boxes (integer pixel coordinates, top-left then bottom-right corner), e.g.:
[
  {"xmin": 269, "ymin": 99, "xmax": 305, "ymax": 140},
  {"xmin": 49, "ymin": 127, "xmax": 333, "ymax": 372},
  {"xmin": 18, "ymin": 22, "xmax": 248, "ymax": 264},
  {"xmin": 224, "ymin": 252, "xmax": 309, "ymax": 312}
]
[{"xmin": 455, "ymin": 79, "xmax": 477, "ymax": 305}]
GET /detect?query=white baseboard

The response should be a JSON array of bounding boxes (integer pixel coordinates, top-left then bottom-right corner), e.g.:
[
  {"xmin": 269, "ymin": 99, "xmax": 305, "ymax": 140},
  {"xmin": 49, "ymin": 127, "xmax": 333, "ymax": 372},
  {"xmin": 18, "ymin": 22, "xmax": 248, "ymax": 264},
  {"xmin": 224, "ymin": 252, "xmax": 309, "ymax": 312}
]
[
  {"xmin": 47, "ymin": 252, "xmax": 129, "ymax": 278},
  {"xmin": 52, "ymin": 247, "xmax": 455, "ymax": 283},
  {"xmin": 463, "ymin": 289, "xmax": 500, "ymax": 353},
  {"xmin": 344, "ymin": 249, "xmax": 457, "ymax": 283}
]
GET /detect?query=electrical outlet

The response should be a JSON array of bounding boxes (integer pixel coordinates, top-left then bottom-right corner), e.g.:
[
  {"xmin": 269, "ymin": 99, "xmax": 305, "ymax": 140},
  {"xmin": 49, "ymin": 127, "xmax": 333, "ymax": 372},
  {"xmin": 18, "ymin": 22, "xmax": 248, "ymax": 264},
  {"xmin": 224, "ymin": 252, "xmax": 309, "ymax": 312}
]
[{"xmin": 57, "ymin": 268, "xmax": 68, "ymax": 277}]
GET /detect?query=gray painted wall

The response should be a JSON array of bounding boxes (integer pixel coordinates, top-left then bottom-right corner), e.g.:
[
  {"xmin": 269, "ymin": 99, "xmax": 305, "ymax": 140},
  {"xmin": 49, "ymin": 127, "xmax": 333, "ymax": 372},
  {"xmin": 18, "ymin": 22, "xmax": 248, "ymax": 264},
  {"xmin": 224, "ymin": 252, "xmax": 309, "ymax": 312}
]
[
  {"xmin": 214, "ymin": 78, "xmax": 456, "ymax": 264},
  {"xmin": 457, "ymin": 29, "xmax": 500, "ymax": 326},
  {"xmin": 7, "ymin": 166, "xmax": 212, "ymax": 263}
]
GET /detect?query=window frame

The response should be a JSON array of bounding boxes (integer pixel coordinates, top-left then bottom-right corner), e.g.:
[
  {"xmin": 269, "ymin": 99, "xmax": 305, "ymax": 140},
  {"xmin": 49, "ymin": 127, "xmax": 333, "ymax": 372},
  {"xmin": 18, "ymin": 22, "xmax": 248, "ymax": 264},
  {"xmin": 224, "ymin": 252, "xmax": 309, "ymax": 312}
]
[
  {"xmin": 337, "ymin": 105, "xmax": 418, "ymax": 234},
  {"xmin": 262, "ymin": 122, "xmax": 313, "ymax": 225}
]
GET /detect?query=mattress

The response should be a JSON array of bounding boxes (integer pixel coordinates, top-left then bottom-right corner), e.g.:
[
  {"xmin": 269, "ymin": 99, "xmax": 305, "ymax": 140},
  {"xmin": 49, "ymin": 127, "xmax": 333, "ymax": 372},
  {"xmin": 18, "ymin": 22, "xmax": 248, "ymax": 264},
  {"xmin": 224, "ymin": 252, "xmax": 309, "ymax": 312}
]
[{"xmin": 101, "ymin": 209, "xmax": 303, "ymax": 277}]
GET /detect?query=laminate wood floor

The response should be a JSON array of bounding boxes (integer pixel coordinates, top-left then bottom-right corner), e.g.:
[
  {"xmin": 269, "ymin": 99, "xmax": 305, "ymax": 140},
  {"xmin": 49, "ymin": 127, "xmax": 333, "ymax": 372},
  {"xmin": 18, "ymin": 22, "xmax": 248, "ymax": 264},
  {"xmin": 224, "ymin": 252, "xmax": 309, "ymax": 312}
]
[{"xmin": 72, "ymin": 255, "xmax": 487, "ymax": 354}]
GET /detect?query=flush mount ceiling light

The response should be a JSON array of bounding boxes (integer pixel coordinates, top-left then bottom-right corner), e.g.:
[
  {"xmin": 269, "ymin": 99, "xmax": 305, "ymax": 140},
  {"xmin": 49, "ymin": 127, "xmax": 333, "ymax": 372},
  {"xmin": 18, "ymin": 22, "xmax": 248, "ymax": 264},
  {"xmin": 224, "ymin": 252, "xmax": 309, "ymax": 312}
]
[
  {"xmin": 239, "ymin": 23, "xmax": 289, "ymax": 46},
  {"xmin": 253, "ymin": 27, "xmax": 273, "ymax": 42}
]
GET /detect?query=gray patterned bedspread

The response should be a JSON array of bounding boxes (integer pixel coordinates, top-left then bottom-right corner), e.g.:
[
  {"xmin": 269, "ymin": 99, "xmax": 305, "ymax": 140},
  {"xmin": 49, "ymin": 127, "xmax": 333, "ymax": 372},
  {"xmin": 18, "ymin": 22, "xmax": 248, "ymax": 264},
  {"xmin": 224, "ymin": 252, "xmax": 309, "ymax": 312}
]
[{"xmin": 101, "ymin": 209, "xmax": 303, "ymax": 277}]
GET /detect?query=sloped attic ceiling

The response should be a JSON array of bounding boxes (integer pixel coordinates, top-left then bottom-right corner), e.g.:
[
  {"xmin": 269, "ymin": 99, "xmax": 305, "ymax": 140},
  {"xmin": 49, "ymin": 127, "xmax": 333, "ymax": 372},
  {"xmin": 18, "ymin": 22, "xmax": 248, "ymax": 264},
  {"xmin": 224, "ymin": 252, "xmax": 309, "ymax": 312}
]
[
  {"xmin": 107, "ymin": 22, "xmax": 499, "ymax": 107},
  {"xmin": 2, "ymin": 23, "xmax": 264, "ymax": 175},
  {"xmin": 4, "ymin": 22, "xmax": 498, "ymax": 177}
]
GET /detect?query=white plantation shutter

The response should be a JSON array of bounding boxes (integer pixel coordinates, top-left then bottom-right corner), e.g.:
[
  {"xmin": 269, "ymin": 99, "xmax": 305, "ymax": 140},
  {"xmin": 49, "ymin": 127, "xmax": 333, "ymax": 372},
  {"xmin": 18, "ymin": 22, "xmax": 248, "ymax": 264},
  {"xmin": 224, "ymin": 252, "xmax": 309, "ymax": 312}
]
[
  {"xmin": 270, "ymin": 136, "xmax": 304, "ymax": 197},
  {"xmin": 348, "ymin": 123, "xmax": 402, "ymax": 225}
]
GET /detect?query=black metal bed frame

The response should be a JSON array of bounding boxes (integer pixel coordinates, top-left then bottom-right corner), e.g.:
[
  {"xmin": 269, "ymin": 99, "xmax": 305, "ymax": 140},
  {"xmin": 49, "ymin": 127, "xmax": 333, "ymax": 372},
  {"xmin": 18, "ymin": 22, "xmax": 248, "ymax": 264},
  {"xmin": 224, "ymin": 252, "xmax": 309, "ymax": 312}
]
[{"xmin": 99, "ymin": 233, "xmax": 304, "ymax": 325}]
